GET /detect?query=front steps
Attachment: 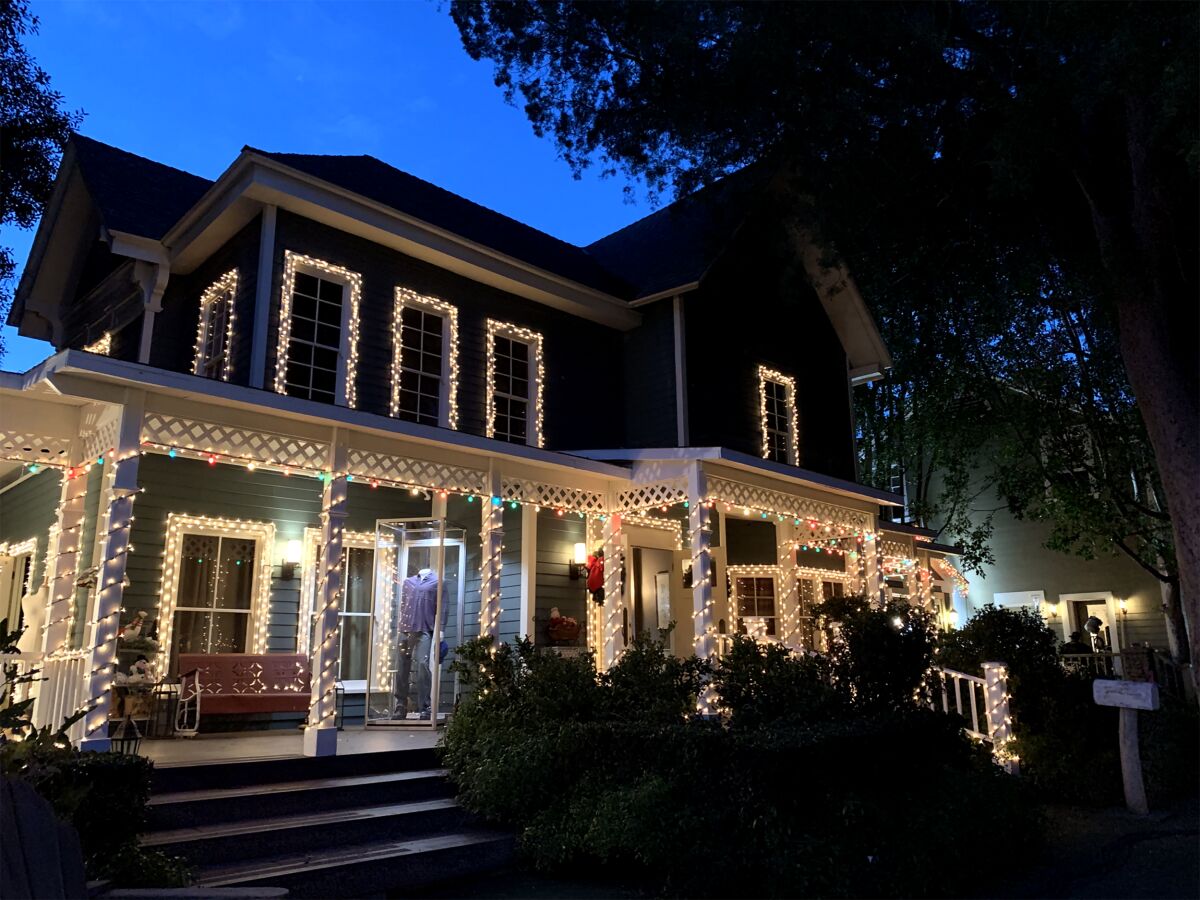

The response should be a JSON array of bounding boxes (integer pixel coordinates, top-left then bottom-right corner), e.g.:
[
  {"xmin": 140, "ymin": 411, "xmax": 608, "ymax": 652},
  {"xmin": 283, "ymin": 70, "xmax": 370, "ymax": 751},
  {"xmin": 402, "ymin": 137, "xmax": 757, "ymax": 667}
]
[{"xmin": 143, "ymin": 748, "xmax": 513, "ymax": 897}]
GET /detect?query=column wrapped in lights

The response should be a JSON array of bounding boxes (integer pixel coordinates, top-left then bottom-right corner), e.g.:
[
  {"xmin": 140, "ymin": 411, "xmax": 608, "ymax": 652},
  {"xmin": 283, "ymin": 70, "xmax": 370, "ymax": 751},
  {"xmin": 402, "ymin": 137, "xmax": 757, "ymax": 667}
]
[
  {"xmin": 863, "ymin": 531, "xmax": 883, "ymax": 606},
  {"xmin": 273, "ymin": 251, "xmax": 363, "ymax": 408},
  {"xmin": 192, "ymin": 269, "xmax": 239, "ymax": 380},
  {"xmin": 686, "ymin": 464, "xmax": 716, "ymax": 714},
  {"xmin": 43, "ymin": 465, "xmax": 89, "ymax": 657},
  {"xmin": 601, "ymin": 513, "xmax": 623, "ymax": 669},
  {"xmin": 305, "ymin": 435, "xmax": 348, "ymax": 757},
  {"xmin": 390, "ymin": 287, "xmax": 459, "ymax": 428},
  {"xmin": 983, "ymin": 661, "xmax": 1018, "ymax": 774},
  {"xmin": 80, "ymin": 403, "xmax": 143, "ymax": 751},
  {"xmin": 775, "ymin": 520, "xmax": 800, "ymax": 644},
  {"xmin": 478, "ymin": 497, "xmax": 505, "ymax": 638},
  {"xmin": 484, "ymin": 319, "xmax": 545, "ymax": 448}
]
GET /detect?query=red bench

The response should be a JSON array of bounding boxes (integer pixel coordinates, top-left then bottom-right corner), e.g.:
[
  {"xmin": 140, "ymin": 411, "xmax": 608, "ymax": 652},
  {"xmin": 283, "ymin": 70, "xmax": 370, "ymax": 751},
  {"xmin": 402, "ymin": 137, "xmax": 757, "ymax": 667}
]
[{"xmin": 177, "ymin": 653, "xmax": 311, "ymax": 717}]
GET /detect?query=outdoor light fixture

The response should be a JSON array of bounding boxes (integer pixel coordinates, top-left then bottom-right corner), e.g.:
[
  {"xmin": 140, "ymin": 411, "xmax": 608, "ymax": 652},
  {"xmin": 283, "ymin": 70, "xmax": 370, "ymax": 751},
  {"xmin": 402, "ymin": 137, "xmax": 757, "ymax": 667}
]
[
  {"xmin": 569, "ymin": 542, "xmax": 587, "ymax": 580},
  {"xmin": 1046, "ymin": 601, "xmax": 1060, "ymax": 619},
  {"xmin": 282, "ymin": 539, "xmax": 303, "ymax": 580},
  {"xmin": 1118, "ymin": 598, "xmax": 1127, "ymax": 615}
]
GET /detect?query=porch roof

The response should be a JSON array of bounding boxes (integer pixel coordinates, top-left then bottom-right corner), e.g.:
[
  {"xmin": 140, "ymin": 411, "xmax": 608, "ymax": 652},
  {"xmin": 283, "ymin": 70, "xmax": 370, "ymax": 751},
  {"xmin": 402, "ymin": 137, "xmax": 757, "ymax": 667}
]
[{"xmin": 571, "ymin": 446, "xmax": 902, "ymax": 507}]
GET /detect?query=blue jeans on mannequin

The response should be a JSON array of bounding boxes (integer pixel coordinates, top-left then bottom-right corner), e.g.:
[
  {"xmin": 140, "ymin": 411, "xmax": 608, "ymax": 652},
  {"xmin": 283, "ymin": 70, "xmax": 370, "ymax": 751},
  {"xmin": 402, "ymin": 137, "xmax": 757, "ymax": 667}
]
[{"xmin": 395, "ymin": 630, "xmax": 433, "ymax": 717}]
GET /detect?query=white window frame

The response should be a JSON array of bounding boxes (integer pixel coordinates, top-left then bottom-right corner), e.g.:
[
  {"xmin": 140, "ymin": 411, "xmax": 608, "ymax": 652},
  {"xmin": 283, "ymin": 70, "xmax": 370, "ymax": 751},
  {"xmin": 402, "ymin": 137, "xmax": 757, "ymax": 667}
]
[
  {"xmin": 728, "ymin": 564, "xmax": 781, "ymax": 638},
  {"xmin": 485, "ymin": 319, "xmax": 544, "ymax": 448},
  {"xmin": 390, "ymin": 287, "xmax": 459, "ymax": 429},
  {"xmin": 192, "ymin": 269, "xmax": 239, "ymax": 381},
  {"xmin": 274, "ymin": 251, "xmax": 363, "ymax": 408},
  {"xmin": 0, "ymin": 538, "xmax": 37, "ymax": 635},
  {"xmin": 757, "ymin": 365, "xmax": 799, "ymax": 466},
  {"xmin": 156, "ymin": 514, "xmax": 275, "ymax": 666},
  {"xmin": 299, "ymin": 528, "xmax": 376, "ymax": 695}
]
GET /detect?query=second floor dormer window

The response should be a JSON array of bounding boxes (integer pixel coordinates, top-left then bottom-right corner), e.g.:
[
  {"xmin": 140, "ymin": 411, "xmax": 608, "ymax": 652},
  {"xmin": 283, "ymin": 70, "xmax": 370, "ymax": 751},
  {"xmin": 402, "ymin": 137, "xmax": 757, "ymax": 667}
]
[
  {"xmin": 758, "ymin": 365, "xmax": 799, "ymax": 466},
  {"xmin": 486, "ymin": 319, "xmax": 544, "ymax": 448},
  {"xmin": 274, "ymin": 251, "xmax": 362, "ymax": 408},
  {"xmin": 192, "ymin": 269, "xmax": 238, "ymax": 381},
  {"xmin": 390, "ymin": 287, "xmax": 459, "ymax": 429}
]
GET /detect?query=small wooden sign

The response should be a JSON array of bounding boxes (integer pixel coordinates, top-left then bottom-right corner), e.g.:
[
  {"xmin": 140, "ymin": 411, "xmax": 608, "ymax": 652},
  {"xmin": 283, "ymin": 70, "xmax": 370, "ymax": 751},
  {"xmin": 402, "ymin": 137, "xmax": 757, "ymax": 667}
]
[{"xmin": 1093, "ymin": 679, "xmax": 1160, "ymax": 711}]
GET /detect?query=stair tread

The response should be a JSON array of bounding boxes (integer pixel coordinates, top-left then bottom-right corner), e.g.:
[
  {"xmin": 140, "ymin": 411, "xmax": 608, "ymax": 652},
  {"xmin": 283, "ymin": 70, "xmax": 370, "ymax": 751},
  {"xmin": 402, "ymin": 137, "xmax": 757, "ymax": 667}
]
[
  {"xmin": 142, "ymin": 797, "xmax": 460, "ymax": 846},
  {"xmin": 149, "ymin": 768, "xmax": 448, "ymax": 806},
  {"xmin": 194, "ymin": 831, "xmax": 511, "ymax": 886}
]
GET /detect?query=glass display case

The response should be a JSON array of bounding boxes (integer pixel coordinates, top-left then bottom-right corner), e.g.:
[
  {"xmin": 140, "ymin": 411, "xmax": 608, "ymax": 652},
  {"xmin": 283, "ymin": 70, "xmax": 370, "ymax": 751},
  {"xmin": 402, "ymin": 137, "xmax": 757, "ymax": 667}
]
[{"xmin": 365, "ymin": 519, "xmax": 465, "ymax": 727}]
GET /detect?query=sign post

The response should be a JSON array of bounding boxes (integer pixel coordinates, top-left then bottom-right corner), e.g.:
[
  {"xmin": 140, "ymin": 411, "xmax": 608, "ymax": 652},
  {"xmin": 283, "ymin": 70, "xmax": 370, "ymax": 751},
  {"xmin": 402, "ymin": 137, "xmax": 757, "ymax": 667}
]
[{"xmin": 1092, "ymin": 679, "xmax": 1160, "ymax": 815}]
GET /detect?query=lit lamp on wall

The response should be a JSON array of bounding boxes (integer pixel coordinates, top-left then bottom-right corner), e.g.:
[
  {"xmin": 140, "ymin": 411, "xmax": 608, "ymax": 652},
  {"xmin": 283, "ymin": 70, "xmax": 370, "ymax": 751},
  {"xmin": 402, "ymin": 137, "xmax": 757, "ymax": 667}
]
[
  {"xmin": 282, "ymin": 539, "xmax": 303, "ymax": 581},
  {"xmin": 1118, "ymin": 598, "xmax": 1127, "ymax": 615},
  {"xmin": 569, "ymin": 542, "xmax": 588, "ymax": 580},
  {"xmin": 1045, "ymin": 601, "xmax": 1060, "ymax": 620}
]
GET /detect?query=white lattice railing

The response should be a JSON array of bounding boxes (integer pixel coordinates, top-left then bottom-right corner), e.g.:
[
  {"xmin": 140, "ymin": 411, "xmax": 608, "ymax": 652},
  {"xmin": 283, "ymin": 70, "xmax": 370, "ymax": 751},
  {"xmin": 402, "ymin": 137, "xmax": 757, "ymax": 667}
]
[
  {"xmin": 32, "ymin": 654, "xmax": 88, "ymax": 743},
  {"xmin": 705, "ymin": 476, "xmax": 873, "ymax": 534},
  {"xmin": 502, "ymin": 477, "xmax": 605, "ymax": 514},
  {"xmin": 615, "ymin": 481, "xmax": 689, "ymax": 513},
  {"xmin": 348, "ymin": 449, "xmax": 486, "ymax": 494},
  {"xmin": 141, "ymin": 413, "xmax": 329, "ymax": 471}
]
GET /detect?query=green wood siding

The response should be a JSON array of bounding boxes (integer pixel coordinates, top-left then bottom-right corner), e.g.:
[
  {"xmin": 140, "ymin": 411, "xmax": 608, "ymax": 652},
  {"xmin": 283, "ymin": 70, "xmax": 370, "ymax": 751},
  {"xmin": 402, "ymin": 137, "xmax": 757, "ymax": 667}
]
[
  {"xmin": 534, "ymin": 508, "xmax": 588, "ymax": 645},
  {"xmin": 0, "ymin": 468, "xmax": 62, "ymax": 589}
]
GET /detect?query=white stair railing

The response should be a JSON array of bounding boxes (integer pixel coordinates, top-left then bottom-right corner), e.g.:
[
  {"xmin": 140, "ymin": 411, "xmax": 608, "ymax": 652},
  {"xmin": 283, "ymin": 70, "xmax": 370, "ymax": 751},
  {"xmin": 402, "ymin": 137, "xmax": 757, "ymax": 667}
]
[
  {"xmin": 31, "ymin": 653, "xmax": 89, "ymax": 743},
  {"xmin": 934, "ymin": 661, "xmax": 1017, "ymax": 774}
]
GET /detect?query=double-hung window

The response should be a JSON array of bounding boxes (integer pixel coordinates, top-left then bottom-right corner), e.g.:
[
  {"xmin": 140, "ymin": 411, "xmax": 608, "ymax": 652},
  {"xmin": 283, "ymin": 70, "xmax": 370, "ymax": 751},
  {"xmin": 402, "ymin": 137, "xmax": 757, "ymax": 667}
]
[
  {"xmin": 274, "ymin": 251, "xmax": 362, "ymax": 408},
  {"xmin": 390, "ymin": 288, "xmax": 458, "ymax": 428},
  {"xmin": 192, "ymin": 270, "xmax": 238, "ymax": 380},
  {"xmin": 732, "ymin": 572, "xmax": 778, "ymax": 636},
  {"xmin": 159, "ymin": 514, "xmax": 274, "ymax": 671},
  {"xmin": 757, "ymin": 366, "xmax": 799, "ymax": 466},
  {"xmin": 486, "ymin": 319, "xmax": 544, "ymax": 447},
  {"xmin": 300, "ymin": 529, "xmax": 374, "ymax": 689}
]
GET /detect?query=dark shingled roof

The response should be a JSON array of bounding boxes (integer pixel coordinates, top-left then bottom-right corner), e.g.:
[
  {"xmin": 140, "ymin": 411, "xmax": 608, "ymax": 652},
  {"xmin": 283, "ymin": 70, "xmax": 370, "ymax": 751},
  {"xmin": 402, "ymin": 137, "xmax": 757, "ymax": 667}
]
[
  {"xmin": 71, "ymin": 135, "xmax": 213, "ymax": 239},
  {"xmin": 64, "ymin": 136, "xmax": 762, "ymax": 303},
  {"xmin": 584, "ymin": 167, "xmax": 769, "ymax": 299},
  {"xmin": 249, "ymin": 149, "xmax": 634, "ymax": 299}
]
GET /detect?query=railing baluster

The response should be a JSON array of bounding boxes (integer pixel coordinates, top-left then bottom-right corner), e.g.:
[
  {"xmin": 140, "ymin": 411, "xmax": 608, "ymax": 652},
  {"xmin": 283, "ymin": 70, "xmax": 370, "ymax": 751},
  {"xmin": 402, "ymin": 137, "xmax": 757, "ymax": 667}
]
[{"xmin": 969, "ymin": 681, "xmax": 980, "ymax": 735}]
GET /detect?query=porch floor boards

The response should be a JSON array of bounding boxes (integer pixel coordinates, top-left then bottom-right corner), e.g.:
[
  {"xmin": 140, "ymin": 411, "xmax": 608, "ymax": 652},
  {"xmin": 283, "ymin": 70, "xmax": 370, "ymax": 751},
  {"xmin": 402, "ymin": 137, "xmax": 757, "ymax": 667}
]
[{"xmin": 142, "ymin": 726, "xmax": 441, "ymax": 766}]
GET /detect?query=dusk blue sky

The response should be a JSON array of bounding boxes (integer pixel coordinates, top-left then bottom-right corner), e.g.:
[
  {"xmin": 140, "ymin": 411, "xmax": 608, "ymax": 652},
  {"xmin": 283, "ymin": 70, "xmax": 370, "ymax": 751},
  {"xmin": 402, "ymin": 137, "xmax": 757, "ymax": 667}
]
[{"xmin": 1, "ymin": 0, "xmax": 651, "ymax": 371}]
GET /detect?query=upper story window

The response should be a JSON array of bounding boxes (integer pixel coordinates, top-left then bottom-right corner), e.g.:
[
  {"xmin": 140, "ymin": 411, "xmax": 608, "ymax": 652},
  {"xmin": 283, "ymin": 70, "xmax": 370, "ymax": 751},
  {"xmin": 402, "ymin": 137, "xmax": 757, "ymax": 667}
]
[
  {"xmin": 486, "ymin": 319, "xmax": 544, "ymax": 447},
  {"xmin": 757, "ymin": 365, "xmax": 799, "ymax": 466},
  {"xmin": 192, "ymin": 269, "xmax": 239, "ymax": 381},
  {"xmin": 274, "ymin": 251, "xmax": 362, "ymax": 408},
  {"xmin": 390, "ymin": 287, "xmax": 459, "ymax": 429}
]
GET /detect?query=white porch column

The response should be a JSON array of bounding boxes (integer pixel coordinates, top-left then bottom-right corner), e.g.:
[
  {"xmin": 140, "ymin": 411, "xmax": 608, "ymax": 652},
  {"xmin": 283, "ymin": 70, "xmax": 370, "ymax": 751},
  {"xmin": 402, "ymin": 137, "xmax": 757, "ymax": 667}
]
[
  {"xmin": 863, "ymin": 531, "xmax": 883, "ymax": 606},
  {"xmin": 601, "ymin": 511, "xmax": 624, "ymax": 668},
  {"xmin": 586, "ymin": 514, "xmax": 604, "ymax": 658},
  {"xmin": 249, "ymin": 204, "xmax": 278, "ymax": 389},
  {"xmin": 687, "ymin": 463, "xmax": 715, "ymax": 665},
  {"xmin": 80, "ymin": 394, "xmax": 144, "ymax": 751},
  {"xmin": 479, "ymin": 469, "xmax": 504, "ymax": 639},
  {"xmin": 776, "ymin": 519, "xmax": 799, "ymax": 644},
  {"xmin": 42, "ymin": 453, "xmax": 88, "ymax": 658},
  {"xmin": 305, "ymin": 430, "xmax": 347, "ymax": 757},
  {"xmin": 519, "ymin": 504, "xmax": 537, "ymax": 640}
]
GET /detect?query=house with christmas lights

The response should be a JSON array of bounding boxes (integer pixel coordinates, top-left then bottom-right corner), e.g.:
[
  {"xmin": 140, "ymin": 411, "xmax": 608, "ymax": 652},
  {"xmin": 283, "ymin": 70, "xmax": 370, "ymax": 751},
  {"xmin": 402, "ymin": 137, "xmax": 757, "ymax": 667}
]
[{"xmin": 0, "ymin": 136, "xmax": 961, "ymax": 755}]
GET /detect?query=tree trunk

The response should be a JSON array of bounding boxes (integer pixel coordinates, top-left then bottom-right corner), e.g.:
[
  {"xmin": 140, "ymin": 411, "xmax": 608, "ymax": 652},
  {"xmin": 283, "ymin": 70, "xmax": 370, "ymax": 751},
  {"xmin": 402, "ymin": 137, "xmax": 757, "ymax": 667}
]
[{"xmin": 1158, "ymin": 574, "xmax": 1190, "ymax": 666}]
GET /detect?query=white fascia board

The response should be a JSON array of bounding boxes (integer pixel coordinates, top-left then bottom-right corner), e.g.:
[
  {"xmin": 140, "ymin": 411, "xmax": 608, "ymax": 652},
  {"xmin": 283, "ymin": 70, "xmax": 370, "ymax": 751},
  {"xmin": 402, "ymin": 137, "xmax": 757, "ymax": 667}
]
[
  {"xmin": 630, "ymin": 282, "xmax": 700, "ymax": 306},
  {"xmin": 106, "ymin": 231, "xmax": 170, "ymax": 265},
  {"xmin": 27, "ymin": 351, "xmax": 631, "ymax": 482},
  {"xmin": 572, "ymin": 445, "xmax": 902, "ymax": 507},
  {"xmin": 164, "ymin": 152, "xmax": 640, "ymax": 330}
]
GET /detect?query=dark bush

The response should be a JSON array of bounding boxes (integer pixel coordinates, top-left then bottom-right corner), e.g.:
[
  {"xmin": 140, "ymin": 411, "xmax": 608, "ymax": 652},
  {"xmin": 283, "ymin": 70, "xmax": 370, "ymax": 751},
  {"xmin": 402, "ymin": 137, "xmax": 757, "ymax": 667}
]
[{"xmin": 443, "ymin": 633, "xmax": 1038, "ymax": 897}]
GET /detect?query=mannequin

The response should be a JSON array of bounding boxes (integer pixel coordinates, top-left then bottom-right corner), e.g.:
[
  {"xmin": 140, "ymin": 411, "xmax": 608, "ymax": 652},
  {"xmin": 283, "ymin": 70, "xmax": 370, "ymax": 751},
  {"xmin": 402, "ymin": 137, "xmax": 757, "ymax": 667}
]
[
  {"xmin": 15, "ymin": 585, "xmax": 47, "ymax": 655},
  {"xmin": 395, "ymin": 565, "xmax": 444, "ymax": 718}
]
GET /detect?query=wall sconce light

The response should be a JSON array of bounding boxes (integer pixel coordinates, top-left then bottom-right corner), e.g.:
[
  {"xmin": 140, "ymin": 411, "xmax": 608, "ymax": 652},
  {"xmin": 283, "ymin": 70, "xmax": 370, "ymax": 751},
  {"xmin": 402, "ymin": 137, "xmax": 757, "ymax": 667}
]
[
  {"xmin": 1118, "ymin": 598, "xmax": 1127, "ymax": 615},
  {"xmin": 1046, "ymin": 601, "xmax": 1060, "ymax": 619},
  {"xmin": 282, "ymin": 539, "xmax": 303, "ymax": 580},
  {"xmin": 569, "ymin": 542, "xmax": 588, "ymax": 580}
]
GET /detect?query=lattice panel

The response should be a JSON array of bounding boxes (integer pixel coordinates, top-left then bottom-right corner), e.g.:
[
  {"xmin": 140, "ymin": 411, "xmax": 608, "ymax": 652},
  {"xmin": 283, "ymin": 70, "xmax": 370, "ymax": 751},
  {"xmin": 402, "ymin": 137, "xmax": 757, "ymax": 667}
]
[
  {"xmin": 881, "ymin": 539, "xmax": 913, "ymax": 560},
  {"xmin": 501, "ymin": 477, "xmax": 606, "ymax": 514},
  {"xmin": 81, "ymin": 409, "xmax": 121, "ymax": 463},
  {"xmin": 706, "ymin": 476, "xmax": 873, "ymax": 533},
  {"xmin": 347, "ymin": 448, "xmax": 486, "ymax": 494},
  {"xmin": 615, "ymin": 481, "xmax": 688, "ymax": 512},
  {"xmin": 142, "ymin": 413, "xmax": 328, "ymax": 470},
  {"xmin": 0, "ymin": 432, "xmax": 72, "ymax": 464}
]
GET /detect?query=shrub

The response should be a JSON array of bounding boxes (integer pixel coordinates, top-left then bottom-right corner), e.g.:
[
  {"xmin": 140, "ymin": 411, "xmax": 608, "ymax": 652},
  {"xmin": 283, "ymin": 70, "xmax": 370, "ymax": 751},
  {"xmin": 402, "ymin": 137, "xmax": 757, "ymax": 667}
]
[
  {"xmin": 443, "ymin": 634, "xmax": 1038, "ymax": 897},
  {"xmin": 820, "ymin": 594, "xmax": 938, "ymax": 711}
]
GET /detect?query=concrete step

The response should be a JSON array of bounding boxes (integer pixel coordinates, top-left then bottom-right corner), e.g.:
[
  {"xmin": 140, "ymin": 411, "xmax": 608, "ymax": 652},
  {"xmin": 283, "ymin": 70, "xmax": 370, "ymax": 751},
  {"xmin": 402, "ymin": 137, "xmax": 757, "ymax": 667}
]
[
  {"xmin": 146, "ymin": 769, "xmax": 452, "ymax": 831},
  {"xmin": 193, "ymin": 831, "xmax": 516, "ymax": 898},
  {"xmin": 142, "ymin": 798, "xmax": 469, "ymax": 867},
  {"xmin": 150, "ymin": 747, "xmax": 441, "ymax": 794}
]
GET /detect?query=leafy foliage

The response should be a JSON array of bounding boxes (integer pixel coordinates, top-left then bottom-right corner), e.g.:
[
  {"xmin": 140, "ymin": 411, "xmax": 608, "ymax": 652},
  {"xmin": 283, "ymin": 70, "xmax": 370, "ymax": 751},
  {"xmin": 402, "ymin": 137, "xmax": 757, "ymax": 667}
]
[
  {"xmin": 0, "ymin": 0, "xmax": 83, "ymax": 361},
  {"xmin": 443, "ymin": 634, "xmax": 1037, "ymax": 897}
]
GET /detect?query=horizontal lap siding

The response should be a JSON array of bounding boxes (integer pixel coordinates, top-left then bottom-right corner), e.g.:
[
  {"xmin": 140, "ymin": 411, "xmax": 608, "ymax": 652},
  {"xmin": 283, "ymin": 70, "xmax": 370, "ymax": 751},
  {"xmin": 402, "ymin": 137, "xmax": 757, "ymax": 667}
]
[
  {"xmin": 683, "ymin": 218, "xmax": 856, "ymax": 480},
  {"xmin": 150, "ymin": 216, "xmax": 261, "ymax": 383},
  {"xmin": 0, "ymin": 468, "xmax": 62, "ymax": 588},
  {"xmin": 497, "ymin": 505, "xmax": 522, "ymax": 641},
  {"xmin": 69, "ymin": 465, "xmax": 105, "ymax": 649},
  {"xmin": 623, "ymin": 298, "xmax": 678, "ymax": 447},
  {"xmin": 127, "ymin": 454, "xmax": 322, "ymax": 654},
  {"xmin": 447, "ymin": 495, "xmax": 482, "ymax": 643},
  {"xmin": 534, "ymin": 509, "xmax": 588, "ymax": 645},
  {"xmin": 269, "ymin": 211, "xmax": 626, "ymax": 449}
]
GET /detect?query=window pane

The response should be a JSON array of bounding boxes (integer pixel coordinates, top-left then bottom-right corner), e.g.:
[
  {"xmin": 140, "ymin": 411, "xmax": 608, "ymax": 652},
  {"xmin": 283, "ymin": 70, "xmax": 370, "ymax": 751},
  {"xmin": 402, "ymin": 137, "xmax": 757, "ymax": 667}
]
[
  {"xmin": 344, "ymin": 548, "xmax": 373, "ymax": 614},
  {"xmin": 173, "ymin": 610, "xmax": 248, "ymax": 656},
  {"xmin": 339, "ymin": 615, "xmax": 370, "ymax": 682},
  {"xmin": 215, "ymin": 538, "xmax": 256, "ymax": 610},
  {"xmin": 178, "ymin": 535, "xmax": 218, "ymax": 609}
]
